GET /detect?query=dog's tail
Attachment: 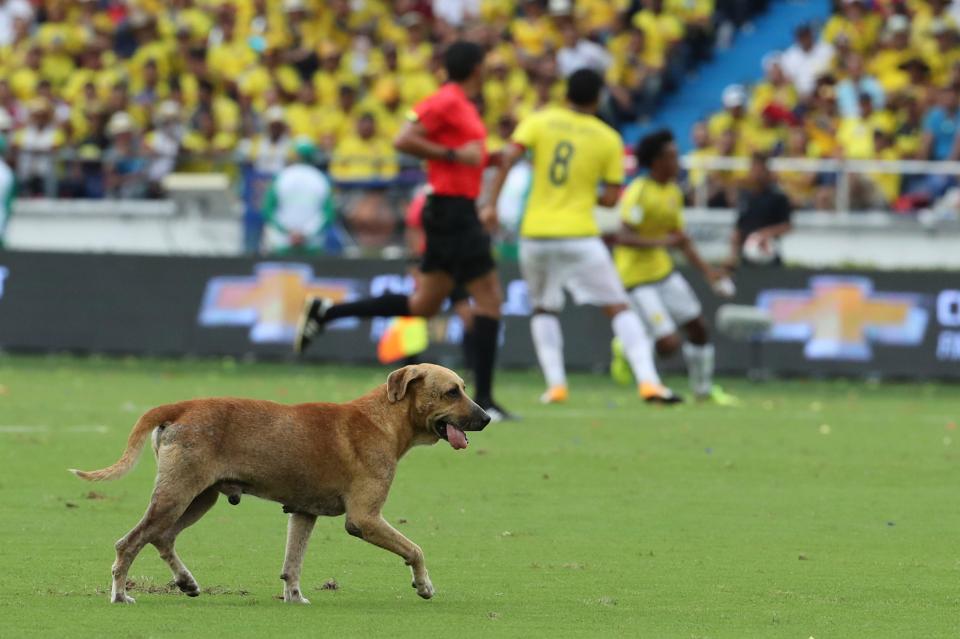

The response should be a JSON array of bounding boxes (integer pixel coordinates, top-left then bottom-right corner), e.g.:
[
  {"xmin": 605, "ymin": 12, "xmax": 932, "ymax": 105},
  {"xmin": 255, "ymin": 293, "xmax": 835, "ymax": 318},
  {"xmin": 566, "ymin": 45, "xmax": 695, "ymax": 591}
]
[{"xmin": 69, "ymin": 405, "xmax": 180, "ymax": 482}]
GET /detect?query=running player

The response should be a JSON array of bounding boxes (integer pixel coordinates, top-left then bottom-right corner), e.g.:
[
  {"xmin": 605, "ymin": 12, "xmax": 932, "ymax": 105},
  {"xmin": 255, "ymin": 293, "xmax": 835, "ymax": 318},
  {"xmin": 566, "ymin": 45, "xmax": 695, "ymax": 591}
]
[
  {"xmin": 482, "ymin": 69, "xmax": 679, "ymax": 405},
  {"xmin": 295, "ymin": 41, "xmax": 513, "ymax": 420},
  {"xmin": 609, "ymin": 129, "xmax": 738, "ymax": 404}
]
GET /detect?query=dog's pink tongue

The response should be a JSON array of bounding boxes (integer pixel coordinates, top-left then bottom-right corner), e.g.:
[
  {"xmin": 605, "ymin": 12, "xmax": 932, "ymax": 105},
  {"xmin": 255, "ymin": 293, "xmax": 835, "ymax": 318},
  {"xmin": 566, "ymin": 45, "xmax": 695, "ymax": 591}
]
[{"xmin": 447, "ymin": 425, "xmax": 468, "ymax": 450}]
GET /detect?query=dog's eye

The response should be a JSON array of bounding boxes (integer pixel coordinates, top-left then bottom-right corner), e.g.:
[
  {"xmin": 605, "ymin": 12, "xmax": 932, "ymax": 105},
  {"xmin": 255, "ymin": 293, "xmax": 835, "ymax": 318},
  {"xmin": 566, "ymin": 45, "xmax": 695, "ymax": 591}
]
[{"xmin": 446, "ymin": 387, "xmax": 460, "ymax": 398}]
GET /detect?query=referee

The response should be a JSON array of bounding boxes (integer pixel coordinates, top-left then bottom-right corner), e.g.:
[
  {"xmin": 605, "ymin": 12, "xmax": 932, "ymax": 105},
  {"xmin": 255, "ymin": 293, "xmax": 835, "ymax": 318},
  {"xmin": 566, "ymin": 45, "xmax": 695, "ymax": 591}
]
[{"xmin": 295, "ymin": 41, "xmax": 512, "ymax": 421}]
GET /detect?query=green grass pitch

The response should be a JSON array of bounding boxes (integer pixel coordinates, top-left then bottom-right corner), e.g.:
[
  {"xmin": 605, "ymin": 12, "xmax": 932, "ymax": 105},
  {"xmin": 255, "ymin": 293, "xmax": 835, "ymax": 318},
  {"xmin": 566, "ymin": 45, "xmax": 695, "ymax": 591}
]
[{"xmin": 0, "ymin": 355, "xmax": 957, "ymax": 638}]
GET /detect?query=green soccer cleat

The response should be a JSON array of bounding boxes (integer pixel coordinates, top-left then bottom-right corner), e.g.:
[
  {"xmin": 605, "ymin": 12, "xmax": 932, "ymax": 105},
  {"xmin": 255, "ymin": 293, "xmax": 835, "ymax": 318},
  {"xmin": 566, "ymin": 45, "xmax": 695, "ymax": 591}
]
[
  {"xmin": 700, "ymin": 385, "xmax": 742, "ymax": 407},
  {"xmin": 610, "ymin": 337, "xmax": 634, "ymax": 386}
]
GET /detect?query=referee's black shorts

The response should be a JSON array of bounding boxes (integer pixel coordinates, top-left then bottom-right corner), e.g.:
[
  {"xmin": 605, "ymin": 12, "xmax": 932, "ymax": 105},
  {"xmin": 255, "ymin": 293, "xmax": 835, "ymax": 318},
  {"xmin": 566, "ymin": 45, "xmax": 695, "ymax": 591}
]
[{"xmin": 420, "ymin": 194, "xmax": 495, "ymax": 286}]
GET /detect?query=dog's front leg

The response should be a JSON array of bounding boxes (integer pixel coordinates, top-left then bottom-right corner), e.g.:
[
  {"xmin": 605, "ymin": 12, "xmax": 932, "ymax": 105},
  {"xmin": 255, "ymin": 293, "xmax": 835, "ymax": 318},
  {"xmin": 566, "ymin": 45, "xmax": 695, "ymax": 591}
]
[
  {"xmin": 280, "ymin": 512, "xmax": 317, "ymax": 604},
  {"xmin": 345, "ymin": 511, "xmax": 434, "ymax": 599}
]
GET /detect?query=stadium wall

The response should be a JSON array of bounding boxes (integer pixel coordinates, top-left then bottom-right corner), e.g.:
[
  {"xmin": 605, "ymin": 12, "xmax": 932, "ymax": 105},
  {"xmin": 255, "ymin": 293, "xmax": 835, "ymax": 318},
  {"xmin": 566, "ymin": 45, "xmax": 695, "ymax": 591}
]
[{"xmin": 0, "ymin": 251, "xmax": 957, "ymax": 379}]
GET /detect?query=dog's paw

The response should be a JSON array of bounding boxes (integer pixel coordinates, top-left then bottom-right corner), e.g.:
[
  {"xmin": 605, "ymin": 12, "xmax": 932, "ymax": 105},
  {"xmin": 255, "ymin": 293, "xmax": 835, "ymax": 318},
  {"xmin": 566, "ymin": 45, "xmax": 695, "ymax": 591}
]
[
  {"xmin": 283, "ymin": 590, "xmax": 311, "ymax": 604},
  {"xmin": 111, "ymin": 593, "xmax": 136, "ymax": 604},
  {"xmin": 176, "ymin": 576, "xmax": 201, "ymax": 597},
  {"xmin": 415, "ymin": 579, "xmax": 435, "ymax": 600}
]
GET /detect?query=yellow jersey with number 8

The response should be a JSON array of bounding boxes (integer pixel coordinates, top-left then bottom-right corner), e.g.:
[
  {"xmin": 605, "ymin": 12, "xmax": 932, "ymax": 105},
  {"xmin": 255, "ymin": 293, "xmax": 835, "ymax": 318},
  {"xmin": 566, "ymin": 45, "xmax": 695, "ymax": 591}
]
[
  {"xmin": 512, "ymin": 106, "xmax": 625, "ymax": 238},
  {"xmin": 613, "ymin": 176, "xmax": 685, "ymax": 287}
]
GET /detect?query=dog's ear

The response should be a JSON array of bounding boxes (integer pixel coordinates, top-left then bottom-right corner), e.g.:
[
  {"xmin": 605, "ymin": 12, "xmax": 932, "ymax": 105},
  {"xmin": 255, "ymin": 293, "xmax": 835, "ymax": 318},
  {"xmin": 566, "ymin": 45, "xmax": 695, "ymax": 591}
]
[{"xmin": 387, "ymin": 365, "xmax": 425, "ymax": 403}]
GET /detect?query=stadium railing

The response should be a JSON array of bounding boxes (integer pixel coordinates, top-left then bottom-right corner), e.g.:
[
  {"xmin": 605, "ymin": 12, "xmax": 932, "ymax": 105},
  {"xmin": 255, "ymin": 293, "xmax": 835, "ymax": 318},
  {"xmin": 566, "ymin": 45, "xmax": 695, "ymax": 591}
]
[{"xmin": 681, "ymin": 155, "xmax": 960, "ymax": 214}]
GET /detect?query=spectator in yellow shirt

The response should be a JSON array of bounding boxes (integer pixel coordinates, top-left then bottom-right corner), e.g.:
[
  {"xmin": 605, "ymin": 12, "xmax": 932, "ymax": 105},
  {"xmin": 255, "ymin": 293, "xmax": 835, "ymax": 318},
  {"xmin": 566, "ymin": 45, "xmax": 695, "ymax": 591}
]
[
  {"xmin": 868, "ymin": 129, "xmax": 902, "ymax": 206},
  {"xmin": 606, "ymin": 28, "xmax": 662, "ymax": 125},
  {"xmin": 40, "ymin": 34, "xmax": 75, "ymax": 89},
  {"xmin": 926, "ymin": 23, "xmax": 960, "ymax": 87},
  {"xmin": 180, "ymin": 111, "xmax": 237, "ymax": 174},
  {"xmin": 329, "ymin": 113, "xmax": 397, "ymax": 184},
  {"xmin": 398, "ymin": 13, "xmax": 432, "ymax": 74},
  {"xmin": 313, "ymin": 44, "xmax": 346, "ymax": 107},
  {"xmin": 632, "ymin": 0, "xmax": 685, "ymax": 88},
  {"xmin": 708, "ymin": 84, "xmax": 762, "ymax": 155},
  {"xmin": 750, "ymin": 53, "xmax": 798, "ymax": 117},
  {"xmin": 285, "ymin": 83, "xmax": 324, "ymax": 140},
  {"xmin": 511, "ymin": 0, "xmax": 559, "ymax": 59},
  {"xmin": 822, "ymin": 0, "xmax": 881, "ymax": 54},
  {"xmin": 206, "ymin": 7, "xmax": 256, "ymax": 84},
  {"xmin": 239, "ymin": 43, "xmax": 302, "ymax": 106},
  {"xmin": 9, "ymin": 45, "xmax": 41, "ymax": 101},
  {"xmin": 778, "ymin": 126, "xmax": 817, "ymax": 208},
  {"xmin": 667, "ymin": 0, "xmax": 714, "ymax": 62},
  {"xmin": 130, "ymin": 58, "xmax": 170, "ymax": 116},
  {"xmin": 868, "ymin": 15, "xmax": 920, "ymax": 92}
]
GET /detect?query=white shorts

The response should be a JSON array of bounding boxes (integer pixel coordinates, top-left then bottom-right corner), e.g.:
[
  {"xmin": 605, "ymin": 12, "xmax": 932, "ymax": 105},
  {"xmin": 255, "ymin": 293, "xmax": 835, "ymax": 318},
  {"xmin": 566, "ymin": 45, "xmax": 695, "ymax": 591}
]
[
  {"xmin": 520, "ymin": 237, "xmax": 628, "ymax": 312},
  {"xmin": 628, "ymin": 271, "xmax": 702, "ymax": 339}
]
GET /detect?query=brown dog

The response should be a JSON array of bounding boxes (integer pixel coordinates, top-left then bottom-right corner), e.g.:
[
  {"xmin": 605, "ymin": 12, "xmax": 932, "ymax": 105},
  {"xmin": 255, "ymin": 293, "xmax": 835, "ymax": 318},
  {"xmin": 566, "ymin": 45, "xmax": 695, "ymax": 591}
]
[{"xmin": 70, "ymin": 364, "xmax": 490, "ymax": 604}]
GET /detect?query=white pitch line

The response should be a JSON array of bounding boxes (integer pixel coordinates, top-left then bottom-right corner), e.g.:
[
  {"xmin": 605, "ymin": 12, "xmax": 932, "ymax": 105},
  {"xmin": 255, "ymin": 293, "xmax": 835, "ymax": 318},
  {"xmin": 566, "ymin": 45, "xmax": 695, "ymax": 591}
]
[{"xmin": 0, "ymin": 425, "xmax": 109, "ymax": 434}]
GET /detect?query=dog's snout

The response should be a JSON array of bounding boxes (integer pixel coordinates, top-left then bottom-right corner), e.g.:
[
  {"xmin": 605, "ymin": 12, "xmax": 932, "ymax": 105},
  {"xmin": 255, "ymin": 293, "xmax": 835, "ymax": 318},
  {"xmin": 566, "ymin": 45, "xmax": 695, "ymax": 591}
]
[{"xmin": 475, "ymin": 408, "xmax": 491, "ymax": 430}]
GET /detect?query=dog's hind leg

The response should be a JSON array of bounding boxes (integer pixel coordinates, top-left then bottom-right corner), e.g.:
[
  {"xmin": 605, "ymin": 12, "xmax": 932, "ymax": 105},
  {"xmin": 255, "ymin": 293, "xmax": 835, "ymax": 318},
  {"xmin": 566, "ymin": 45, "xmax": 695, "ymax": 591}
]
[
  {"xmin": 152, "ymin": 487, "xmax": 220, "ymax": 598},
  {"xmin": 345, "ymin": 485, "xmax": 435, "ymax": 600},
  {"xmin": 280, "ymin": 512, "xmax": 317, "ymax": 604},
  {"xmin": 110, "ymin": 482, "xmax": 205, "ymax": 604}
]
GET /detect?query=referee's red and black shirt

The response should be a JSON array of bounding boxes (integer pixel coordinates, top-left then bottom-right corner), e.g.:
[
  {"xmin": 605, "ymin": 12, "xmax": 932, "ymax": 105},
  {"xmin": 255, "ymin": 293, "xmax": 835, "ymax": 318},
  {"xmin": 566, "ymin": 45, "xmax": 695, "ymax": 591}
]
[{"xmin": 410, "ymin": 83, "xmax": 487, "ymax": 199}]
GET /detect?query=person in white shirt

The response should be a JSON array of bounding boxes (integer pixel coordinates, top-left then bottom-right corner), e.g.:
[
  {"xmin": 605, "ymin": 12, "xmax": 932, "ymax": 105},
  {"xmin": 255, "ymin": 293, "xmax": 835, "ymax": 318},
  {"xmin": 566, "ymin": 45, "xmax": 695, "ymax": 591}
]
[
  {"xmin": 0, "ymin": 133, "xmax": 14, "ymax": 247},
  {"xmin": 261, "ymin": 138, "xmax": 335, "ymax": 254},
  {"xmin": 0, "ymin": 0, "xmax": 32, "ymax": 47},
  {"xmin": 780, "ymin": 23, "xmax": 834, "ymax": 97},
  {"xmin": 13, "ymin": 100, "xmax": 62, "ymax": 196},
  {"xmin": 556, "ymin": 21, "xmax": 611, "ymax": 77},
  {"xmin": 240, "ymin": 106, "xmax": 291, "ymax": 176},
  {"xmin": 432, "ymin": 0, "xmax": 480, "ymax": 27},
  {"xmin": 144, "ymin": 101, "xmax": 183, "ymax": 196}
]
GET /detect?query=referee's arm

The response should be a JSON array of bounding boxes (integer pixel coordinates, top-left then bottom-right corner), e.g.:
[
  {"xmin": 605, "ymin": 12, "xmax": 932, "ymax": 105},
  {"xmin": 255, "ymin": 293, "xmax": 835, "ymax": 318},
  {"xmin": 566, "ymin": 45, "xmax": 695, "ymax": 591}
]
[
  {"xmin": 480, "ymin": 141, "xmax": 525, "ymax": 232},
  {"xmin": 394, "ymin": 119, "xmax": 483, "ymax": 166}
]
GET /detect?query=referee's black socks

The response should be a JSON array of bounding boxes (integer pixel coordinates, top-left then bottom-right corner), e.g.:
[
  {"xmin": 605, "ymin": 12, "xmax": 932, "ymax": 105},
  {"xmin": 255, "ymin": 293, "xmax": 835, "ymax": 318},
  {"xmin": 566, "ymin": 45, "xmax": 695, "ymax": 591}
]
[
  {"xmin": 324, "ymin": 294, "xmax": 411, "ymax": 321},
  {"xmin": 471, "ymin": 315, "xmax": 499, "ymax": 405}
]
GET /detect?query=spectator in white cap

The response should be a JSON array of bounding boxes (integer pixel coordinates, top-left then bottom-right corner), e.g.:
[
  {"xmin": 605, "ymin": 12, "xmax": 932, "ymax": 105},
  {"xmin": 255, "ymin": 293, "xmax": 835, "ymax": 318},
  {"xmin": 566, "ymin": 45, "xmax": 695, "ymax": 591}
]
[
  {"xmin": 707, "ymin": 84, "xmax": 750, "ymax": 141},
  {"xmin": 13, "ymin": 99, "xmax": 63, "ymax": 196},
  {"xmin": 781, "ymin": 23, "xmax": 835, "ymax": 97},
  {"xmin": 239, "ymin": 105, "xmax": 291, "ymax": 175},
  {"xmin": 144, "ymin": 100, "xmax": 183, "ymax": 197},
  {"xmin": 866, "ymin": 14, "xmax": 919, "ymax": 90},
  {"xmin": 103, "ymin": 111, "xmax": 146, "ymax": 198}
]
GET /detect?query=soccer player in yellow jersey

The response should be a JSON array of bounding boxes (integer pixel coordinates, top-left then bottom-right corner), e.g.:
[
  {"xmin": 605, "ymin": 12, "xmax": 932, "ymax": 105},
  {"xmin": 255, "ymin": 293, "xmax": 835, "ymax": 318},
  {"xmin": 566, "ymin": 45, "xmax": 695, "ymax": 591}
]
[
  {"xmin": 482, "ymin": 69, "xmax": 679, "ymax": 405},
  {"xmin": 611, "ymin": 129, "xmax": 739, "ymax": 404}
]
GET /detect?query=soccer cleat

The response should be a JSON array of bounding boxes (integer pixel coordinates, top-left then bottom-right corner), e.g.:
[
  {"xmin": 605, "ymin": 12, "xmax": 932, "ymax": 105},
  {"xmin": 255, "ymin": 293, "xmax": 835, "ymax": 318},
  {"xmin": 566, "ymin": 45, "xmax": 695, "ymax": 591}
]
[
  {"xmin": 639, "ymin": 382, "xmax": 683, "ymax": 405},
  {"xmin": 294, "ymin": 296, "xmax": 333, "ymax": 354},
  {"xmin": 539, "ymin": 385, "xmax": 569, "ymax": 404},
  {"xmin": 609, "ymin": 338, "xmax": 634, "ymax": 386},
  {"xmin": 699, "ymin": 385, "xmax": 742, "ymax": 407},
  {"xmin": 479, "ymin": 401, "xmax": 518, "ymax": 423}
]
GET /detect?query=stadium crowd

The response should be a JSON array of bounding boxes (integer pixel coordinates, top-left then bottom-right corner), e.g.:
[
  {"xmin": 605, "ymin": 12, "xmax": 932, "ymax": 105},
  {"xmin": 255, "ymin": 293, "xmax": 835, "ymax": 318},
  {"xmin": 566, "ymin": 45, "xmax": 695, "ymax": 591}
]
[
  {"xmin": 0, "ymin": 0, "xmax": 771, "ymax": 205},
  {"xmin": 690, "ymin": 0, "xmax": 960, "ymax": 212}
]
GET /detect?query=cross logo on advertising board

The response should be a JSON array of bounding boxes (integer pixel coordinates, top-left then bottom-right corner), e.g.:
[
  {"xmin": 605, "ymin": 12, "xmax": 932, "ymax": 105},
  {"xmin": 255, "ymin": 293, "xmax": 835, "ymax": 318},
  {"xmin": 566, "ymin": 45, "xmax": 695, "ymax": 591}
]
[
  {"xmin": 198, "ymin": 263, "xmax": 361, "ymax": 343},
  {"xmin": 756, "ymin": 276, "xmax": 929, "ymax": 360}
]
